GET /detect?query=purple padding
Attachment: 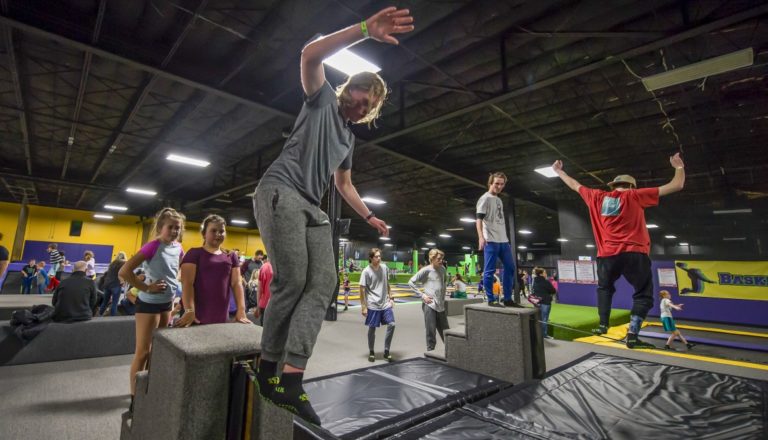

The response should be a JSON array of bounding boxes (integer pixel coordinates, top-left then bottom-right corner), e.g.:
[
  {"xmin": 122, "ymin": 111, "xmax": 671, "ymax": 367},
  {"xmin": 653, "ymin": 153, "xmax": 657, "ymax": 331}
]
[
  {"xmin": 22, "ymin": 241, "xmax": 114, "ymax": 265},
  {"xmin": 639, "ymin": 330, "xmax": 768, "ymax": 352},
  {"xmin": 557, "ymin": 260, "xmax": 768, "ymax": 327}
]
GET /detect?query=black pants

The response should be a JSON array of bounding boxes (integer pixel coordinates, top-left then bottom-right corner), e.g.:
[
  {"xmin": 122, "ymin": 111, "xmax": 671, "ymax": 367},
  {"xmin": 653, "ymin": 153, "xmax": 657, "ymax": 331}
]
[{"xmin": 596, "ymin": 252, "xmax": 653, "ymax": 326}]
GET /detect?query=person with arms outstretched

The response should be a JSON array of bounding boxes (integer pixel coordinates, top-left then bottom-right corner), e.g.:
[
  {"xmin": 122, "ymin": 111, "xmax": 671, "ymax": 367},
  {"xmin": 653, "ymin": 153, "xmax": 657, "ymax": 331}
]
[
  {"xmin": 553, "ymin": 153, "xmax": 685, "ymax": 349},
  {"xmin": 251, "ymin": 7, "xmax": 414, "ymax": 424}
]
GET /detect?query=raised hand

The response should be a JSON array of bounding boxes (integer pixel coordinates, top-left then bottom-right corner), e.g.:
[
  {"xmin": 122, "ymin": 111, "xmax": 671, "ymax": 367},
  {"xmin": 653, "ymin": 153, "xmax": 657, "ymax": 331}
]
[
  {"xmin": 366, "ymin": 7, "xmax": 415, "ymax": 45},
  {"xmin": 552, "ymin": 160, "xmax": 563, "ymax": 173},
  {"xmin": 669, "ymin": 152, "xmax": 684, "ymax": 169}
]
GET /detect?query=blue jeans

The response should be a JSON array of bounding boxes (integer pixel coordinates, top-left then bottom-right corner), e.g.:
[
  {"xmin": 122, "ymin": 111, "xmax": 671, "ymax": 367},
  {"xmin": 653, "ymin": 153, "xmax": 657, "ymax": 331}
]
[
  {"xmin": 21, "ymin": 277, "xmax": 33, "ymax": 294},
  {"xmin": 482, "ymin": 242, "xmax": 515, "ymax": 302},
  {"xmin": 100, "ymin": 285, "xmax": 123, "ymax": 316},
  {"xmin": 37, "ymin": 280, "xmax": 46, "ymax": 294},
  {"xmin": 540, "ymin": 303, "xmax": 551, "ymax": 336}
]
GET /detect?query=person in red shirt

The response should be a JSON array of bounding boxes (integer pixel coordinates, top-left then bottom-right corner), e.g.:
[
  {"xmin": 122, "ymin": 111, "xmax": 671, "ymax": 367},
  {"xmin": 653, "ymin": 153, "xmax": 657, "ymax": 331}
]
[
  {"xmin": 257, "ymin": 256, "xmax": 273, "ymax": 326},
  {"xmin": 552, "ymin": 153, "xmax": 685, "ymax": 349}
]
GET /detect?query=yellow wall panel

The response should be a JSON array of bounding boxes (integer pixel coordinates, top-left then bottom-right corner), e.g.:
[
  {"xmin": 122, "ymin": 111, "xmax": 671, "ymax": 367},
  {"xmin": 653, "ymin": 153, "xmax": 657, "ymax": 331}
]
[{"xmin": 0, "ymin": 201, "xmax": 21, "ymax": 251}]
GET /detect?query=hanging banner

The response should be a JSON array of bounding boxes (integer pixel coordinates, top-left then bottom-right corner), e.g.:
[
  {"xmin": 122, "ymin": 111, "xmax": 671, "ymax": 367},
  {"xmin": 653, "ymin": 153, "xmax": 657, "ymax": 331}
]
[
  {"xmin": 558, "ymin": 260, "xmax": 576, "ymax": 282},
  {"xmin": 675, "ymin": 260, "xmax": 768, "ymax": 301}
]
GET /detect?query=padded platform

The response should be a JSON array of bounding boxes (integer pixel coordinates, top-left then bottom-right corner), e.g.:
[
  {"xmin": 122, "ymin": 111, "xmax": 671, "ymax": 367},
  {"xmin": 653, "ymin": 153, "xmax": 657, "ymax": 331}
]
[
  {"xmin": 295, "ymin": 357, "xmax": 510, "ymax": 439},
  {"xmin": 640, "ymin": 330, "xmax": 768, "ymax": 352},
  {"xmin": 0, "ymin": 316, "xmax": 136, "ymax": 365},
  {"xmin": 391, "ymin": 353, "xmax": 768, "ymax": 439}
]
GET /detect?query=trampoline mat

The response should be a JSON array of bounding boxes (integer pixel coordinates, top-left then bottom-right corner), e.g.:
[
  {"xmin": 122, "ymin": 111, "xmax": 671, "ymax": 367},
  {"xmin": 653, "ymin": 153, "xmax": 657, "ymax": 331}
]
[
  {"xmin": 296, "ymin": 358, "xmax": 509, "ymax": 440},
  {"xmin": 391, "ymin": 353, "xmax": 768, "ymax": 440}
]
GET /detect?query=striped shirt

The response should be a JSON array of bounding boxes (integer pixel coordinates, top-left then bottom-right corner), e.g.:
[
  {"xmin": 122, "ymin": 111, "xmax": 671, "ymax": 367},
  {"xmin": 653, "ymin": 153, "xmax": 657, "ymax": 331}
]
[{"xmin": 49, "ymin": 249, "xmax": 64, "ymax": 264}]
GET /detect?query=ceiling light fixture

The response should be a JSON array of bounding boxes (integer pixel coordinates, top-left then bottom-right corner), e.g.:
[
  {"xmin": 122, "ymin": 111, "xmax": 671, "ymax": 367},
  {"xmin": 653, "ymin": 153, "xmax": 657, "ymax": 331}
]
[
  {"xmin": 104, "ymin": 204, "xmax": 128, "ymax": 211},
  {"xmin": 426, "ymin": 241, "xmax": 436, "ymax": 246},
  {"xmin": 126, "ymin": 187, "xmax": 157, "ymax": 196},
  {"xmin": 646, "ymin": 224, "xmax": 659, "ymax": 229},
  {"xmin": 231, "ymin": 219, "xmax": 249, "ymax": 225},
  {"xmin": 94, "ymin": 214, "xmax": 113, "ymax": 220},
  {"xmin": 459, "ymin": 217, "xmax": 475, "ymax": 223},
  {"xmin": 461, "ymin": 246, "xmax": 471, "ymax": 250},
  {"xmin": 664, "ymin": 235, "xmax": 677, "ymax": 239},
  {"xmin": 679, "ymin": 242, "xmax": 689, "ymax": 246},
  {"xmin": 712, "ymin": 208, "xmax": 752, "ymax": 215},
  {"xmin": 323, "ymin": 48, "xmax": 381, "ymax": 76},
  {"xmin": 380, "ymin": 237, "xmax": 391, "ymax": 241},
  {"xmin": 586, "ymin": 244, "xmax": 595, "ymax": 248},
  {"xmin": 361, "ymin": 196, "xmax": 387, "ymax": 205},
  {"xmin": 166, "ymin": 154, "xmax": 210, "ymax": 168},
  {"xmin": 439, "ymin": 233, "xmax": 451, "ymax": 238},
  {"xmin": 421, "ymin": 247, "xmax": 429, "ymax": 250},
  {"xmin": 517, "ymin": 245, "xmax": 527, "ymax": 250},
  {"xmin": 557, "ymin": 238, "xmax": 568, "ymax": 242},
  {"xmin": 534, "ymin": 166, "xmax": 558, "ymax": 178},
  {"xmin": 384, "ymin": 243, "xmax": 393, "ymax": 247},
  {"xmin": 641, "ymin": 48, "xmax": 754, "ymax": 91},
  {"xmin": 518, "ymin": 229, "xmax": 533, "ymax": 234},
  {"xmin": 446, "ymin": 228, "xmax": 463, "ymax": 231}
]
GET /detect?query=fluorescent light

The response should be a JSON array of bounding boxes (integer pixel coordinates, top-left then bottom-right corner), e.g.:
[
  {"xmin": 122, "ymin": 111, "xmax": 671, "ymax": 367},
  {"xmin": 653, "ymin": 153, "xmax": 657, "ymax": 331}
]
[
  {"xmin": 384, "ymin": 243, "xmax": 393, "ymax": 247},
  {"xmin": 646, "ymin": 224, "xmax": 659, "ymax": 229},
  {"xmin": 446, "ymin": 228, "xmax": 463, "ymax": 231},
  {"xmin": 586, "ymin": 244, "xmax": 595, "ymax": 248},
  {"xmin": 421, "ymin": 247, "xmax": 429, "ymax": 250},
  {"xmin": 557, "ymin": 238, "xmax": 568, "ymax": 242},
  {"xmin": 642, "ymin": 48, "xmax": 754, "ymax": 91},
  {"xmin": 126, "ymin": 187, "xmax": 157, "ymax": 196},
  {"xmin": 361, "ymin": 197, "xmax": 387, "ymax": 205},
  {"xmin": 94, "ymin": 214, "xmax": 113, "ymax": 219},
  {"xmin": 231, "ymin": 219, "xmax": 249, "ymax": 225},
  {"xmin": 380, "ymin": 237, "xmax": 390, "ymax": 241},
  {"xmin": 534, "ymin": 166, "xmax": 558, "ymax": 178},
  {"xmin": 518, "ymin": 229, "xmax": 532, "ymax": 234},
  {"xmin": 323, "ymin": 48, "xmax": 381, "ymax": 76},
  {"xmin": 679, "ymin": 242, "xmax": 689, "ymax": 246},
  {"xmin": 166, "ymin": 154, "xmax": 210, "ymax": 168},
  {"xmin": 517, "ymin": 245, "xmax": 527, "ymax": 250},
  {"xmin": 104, "ymin": 204, "xmax": 128, "ymax": 211},
  {"xmin": 386, "ymin": 225, "xmax": 392, "ymax": 229},
  {"xmin": 723, "ymin": 237, "xmax": 746, "ymax": 241},
  {"xmin": 461, "ymin": 246, "xmax": 471, "ymax": 250},
  {"xmin": 712, "ymin": 208, "xmax": 752, "ymax": 215},
  {"xmin": 459, "ymin": 217, "xmax": 476, "ymax": 223},
  {"xmin": 664, "ymin": 235, "xmax": 677, "ymax": 239},
  {"xmin": 439, "ymin": 234, "xmax": 452, "ymax": 238},
  {"xmin": 426, "ymin": 241, "xmax": 436, "ymax": 246}
]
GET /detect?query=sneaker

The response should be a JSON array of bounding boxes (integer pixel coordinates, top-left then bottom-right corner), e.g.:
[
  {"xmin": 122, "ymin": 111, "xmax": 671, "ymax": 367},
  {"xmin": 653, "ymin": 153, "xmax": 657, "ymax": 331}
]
[
  {"xmin": 543, "ymin": 335, "xmax": 554, "ymax": 340},
  {"xmin": 626, "ymin": 333, "xmax": 655, "ymax": 349},
  {"xmin": 592, "ymin": 325, "xmax": 608, "ymax": 335},
  {"xmin": 664, "ymin": 344, "xmax": 672, "ymax": 350},
  {"xmin": 686, "ymin": 343, "xmax": 696, "ymax": 349},
  {"xmin": 368, "ymin": 354, "xmax": 375, "ymax": 362},
  {"xmin": 488, "ymin": 302, "xmax": 504, "ymax": 308},
  {"xmin": 503, "ymin": 300, "xmax": 524, "ymax": 308},
  {"xmin": 384, "ymin": 352, "xmax": 393, "ymax": 362},
  {"xmin": 343, "ymin": 305, "xmax": 348, "ymax": 311}
]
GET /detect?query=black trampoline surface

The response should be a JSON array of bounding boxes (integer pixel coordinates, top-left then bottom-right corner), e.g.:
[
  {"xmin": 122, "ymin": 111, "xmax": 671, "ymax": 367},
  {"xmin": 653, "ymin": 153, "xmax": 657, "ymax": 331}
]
[
  {"xmin": 390, "ymin": 353, "xmax": 768, "ymax": 440},
  {"xmin": 297, "ymin": 358, "xmax": 510, "ymax": 440}
]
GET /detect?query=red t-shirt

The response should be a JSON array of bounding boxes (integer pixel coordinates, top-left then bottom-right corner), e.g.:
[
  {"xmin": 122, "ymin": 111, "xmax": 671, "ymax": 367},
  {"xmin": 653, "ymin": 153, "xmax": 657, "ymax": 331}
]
[
  {"xmin": 578, "ymin": 186, "xmax": 659, "ymax": 257},
  {"xmin": 257, "ymin": 261, "xmax": 273, "ymax": 309}
]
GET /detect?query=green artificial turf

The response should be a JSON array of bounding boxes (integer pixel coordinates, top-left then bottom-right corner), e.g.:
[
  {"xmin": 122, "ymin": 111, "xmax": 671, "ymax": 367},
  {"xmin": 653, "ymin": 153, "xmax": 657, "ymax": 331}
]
[{"xmin": 543, "ymin": 303, "xmax": 631, "ymax": 341}]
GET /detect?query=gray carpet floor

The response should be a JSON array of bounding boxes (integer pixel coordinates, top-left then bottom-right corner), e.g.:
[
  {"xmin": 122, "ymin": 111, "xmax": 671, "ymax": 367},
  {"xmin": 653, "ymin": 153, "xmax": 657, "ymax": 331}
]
[{"xmin": 1, "ymin": 301, "xmax": 765, "ymax": 440}]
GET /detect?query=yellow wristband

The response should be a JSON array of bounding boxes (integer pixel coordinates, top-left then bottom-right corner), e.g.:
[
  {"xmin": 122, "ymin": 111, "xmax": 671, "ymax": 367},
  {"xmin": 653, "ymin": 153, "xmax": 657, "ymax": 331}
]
[{"xmin": 360, "ymin": 20, "xmax": 369, "ymax": 38}]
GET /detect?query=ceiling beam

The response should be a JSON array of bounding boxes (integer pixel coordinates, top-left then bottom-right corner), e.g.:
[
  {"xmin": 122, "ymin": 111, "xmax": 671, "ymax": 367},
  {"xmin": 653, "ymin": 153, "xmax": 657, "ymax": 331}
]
[
  {"xmin": 1, "ymin": 0, "xmax": 31, "ymax": 175},
  {"xmin": 356, "ymin": 3, "xmax": 768, "ymax": 151},
  {"xmin": 61, "ymin": 0, "xmax": 107, "ymax": 179}
]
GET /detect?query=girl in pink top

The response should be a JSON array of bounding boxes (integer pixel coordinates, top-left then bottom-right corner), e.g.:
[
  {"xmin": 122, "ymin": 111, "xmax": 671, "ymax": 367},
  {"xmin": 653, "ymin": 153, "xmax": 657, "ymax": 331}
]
[{"xmin": 176, "ymin": 214, "xmax": 250, "ymax": 327}]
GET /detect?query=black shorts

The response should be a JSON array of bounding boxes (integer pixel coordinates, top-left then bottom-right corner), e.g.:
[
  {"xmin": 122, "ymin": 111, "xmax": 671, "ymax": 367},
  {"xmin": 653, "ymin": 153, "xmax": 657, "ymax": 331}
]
[{"xmin": 135, "ymin": 298, "xmax": 173, "ymax": 314}]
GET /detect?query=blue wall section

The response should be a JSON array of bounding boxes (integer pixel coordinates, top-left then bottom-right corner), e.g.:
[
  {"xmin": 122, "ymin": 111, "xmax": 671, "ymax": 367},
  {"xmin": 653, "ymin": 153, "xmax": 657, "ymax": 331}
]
[
  {"xmin": 22, "ymin": 240, "xmax": 114, "ymax": 266},
  {"xmin": 557, "ymin": 260, "xmax": 768, "ymax": 327}
]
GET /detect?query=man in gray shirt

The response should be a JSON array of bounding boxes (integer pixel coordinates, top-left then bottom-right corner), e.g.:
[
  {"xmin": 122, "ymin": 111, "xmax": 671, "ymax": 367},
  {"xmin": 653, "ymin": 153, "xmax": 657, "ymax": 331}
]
[
  {"xmin": 409, "ymin": 249, "xmax": 449, "ymax": 351},
  {"xmin": 251, "ymin": 6, "xmax": 413, "ymax": 425},
  {"xmin": 476, "ymin": 171, "xmax": 518, "ymax": 308},
  {"xmin": 360, "ymin": 248, "xmax": 395, "ymax": 362}
]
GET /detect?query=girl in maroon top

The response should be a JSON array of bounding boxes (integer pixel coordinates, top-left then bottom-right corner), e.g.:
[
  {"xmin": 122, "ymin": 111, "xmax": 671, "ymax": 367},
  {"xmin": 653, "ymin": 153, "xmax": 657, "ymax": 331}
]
[{"xmin": 176, "ymin": 214, "xmax": 250, "ymax": 327}]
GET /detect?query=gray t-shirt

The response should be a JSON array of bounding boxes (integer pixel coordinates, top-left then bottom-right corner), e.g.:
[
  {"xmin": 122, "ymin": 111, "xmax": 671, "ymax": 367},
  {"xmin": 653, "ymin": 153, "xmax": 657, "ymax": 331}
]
[
  {"xmin": 360, "ymin": 264, "xmax": 390, "ymax": 310},
  {"xmin": 476, "ymin": 192, "xmax": 509, "ymax": 243},
  {"xmin": 260, "ymin": 81, "xmax": 354, "ymax": 206},
  {"xmin": 409, "ymin": 265, "xmax": 447, "ymax": 312}
]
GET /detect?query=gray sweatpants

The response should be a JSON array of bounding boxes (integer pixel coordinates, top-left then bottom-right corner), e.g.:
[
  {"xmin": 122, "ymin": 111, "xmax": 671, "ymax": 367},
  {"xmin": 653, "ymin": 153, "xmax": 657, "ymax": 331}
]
[
  {"xmin": 422, "ymin": 304, "xmax": 449, "ymax": 351},
  {"xmin": 253, "ymin": 182, "xmax": 337, "ymax": 369}
]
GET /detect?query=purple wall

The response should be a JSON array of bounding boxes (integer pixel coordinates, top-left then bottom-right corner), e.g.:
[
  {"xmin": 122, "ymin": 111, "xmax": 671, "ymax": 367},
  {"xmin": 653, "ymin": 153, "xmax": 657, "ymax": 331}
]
[
  {"xmin": 22, "ymin": 240, "xmax": 114, "ymax": 266},
  {"xmin": 557, "ymin": 260, "xmax": 768, "ymax": 327}
]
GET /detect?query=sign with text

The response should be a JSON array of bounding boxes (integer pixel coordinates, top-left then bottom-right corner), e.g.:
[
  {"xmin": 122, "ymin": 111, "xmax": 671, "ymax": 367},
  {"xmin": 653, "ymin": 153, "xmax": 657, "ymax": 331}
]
[{"xmin": 675, "ymin": 260, "xmax": 768, "ymax": 301}]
